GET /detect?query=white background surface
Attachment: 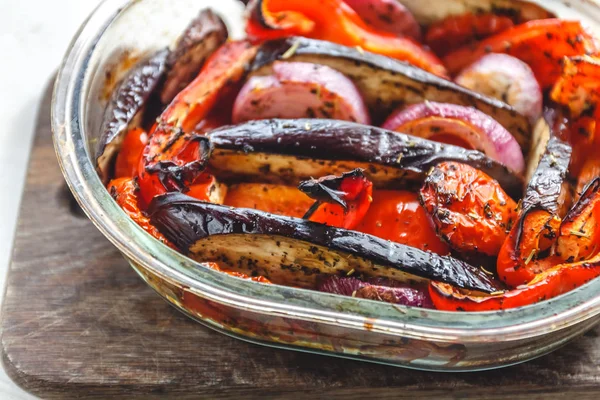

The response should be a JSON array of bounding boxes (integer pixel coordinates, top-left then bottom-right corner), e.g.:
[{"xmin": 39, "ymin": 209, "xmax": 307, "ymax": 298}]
[{"xmin": 0, "ymin": 0, "xmax": 101, "ymax": 397}]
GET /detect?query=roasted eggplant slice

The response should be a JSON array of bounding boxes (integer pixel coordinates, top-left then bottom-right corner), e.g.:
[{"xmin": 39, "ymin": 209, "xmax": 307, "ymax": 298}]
[
  {"xmin": 96, "ymin": 49, "xmax": 169, "ymax": 183},
  {"xmin": 399, "ymin": 0, "xmax": 554, "ymax": 26},
  {"xmin": 251, "ymin": 37, "xmax": 531, "ymax": 149},
  {"xmin": 497, "ymin": 134, "xmax": 572, "ymax": 287},
  {"xmin": 149, "ymin": 193, "xmax": 500, "ymax": 293},
  {"xmin": 160, "ymin": 9, "xmax": 228, "ymax": 104},
  {"xmin": 206, "ymin": 119, "xmax": 523, "ymax": 198}
]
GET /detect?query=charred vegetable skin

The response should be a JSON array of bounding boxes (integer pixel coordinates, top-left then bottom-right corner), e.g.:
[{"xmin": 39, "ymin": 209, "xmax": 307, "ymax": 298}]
[
  {"xmin": 251, "ymin": 37, "xmax": 531, "ymax": 147},
  {"xmin": 420, "ymin": 162, "xmax": 517, "ymax": 257},
  {"xmin": 497, "ymin": 136, "xmax": 572, "ymax": 287},
  {"xmin": 149, "ymin": 193, "xmax": 500, "ymax": 293},
  {"xmin": 245, "ymin": 0, "xmax": 447, "ymax": 76},
  {"xmin": 206, "ymin": 119, "xmax": 522, "ymax": 198},
  {"xmin": 160, "ymin": 9, "xmax": 229, "ymax": 104},
  {"xmin": 300, "ymin": 169, "xmax": 373, "ymax": 230},
  {"xmin": 97, "ymin": 50, "xmax": 169, "ymax": 182}
]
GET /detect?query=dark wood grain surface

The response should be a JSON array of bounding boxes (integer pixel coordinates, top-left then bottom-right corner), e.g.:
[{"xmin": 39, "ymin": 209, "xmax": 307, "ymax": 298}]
[{"xmin": 2, "ymin": 81, "xmax": 600, "ymax": 399}]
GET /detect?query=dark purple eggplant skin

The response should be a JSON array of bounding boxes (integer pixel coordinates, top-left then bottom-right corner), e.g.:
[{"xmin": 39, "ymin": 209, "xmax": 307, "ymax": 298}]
[
  {"xmin": 317, "ymin": 276, "xmax": 433, "ymax": 308},
  {"xmin": 251, "ymin": 37, "xmax": 531, "ymax": 149},
  {"xmin": 149, "ymin": 193, "xmax": 500, "ymax": 293},
  {"xmin": 160, "ymin": 9, "xmax": 228, "ymax": 104},
  {"xmin": 522, "ymin": 135, "xmax": 572, "ymax": 215},
  {"xmin": 207, "ymin": 119, "xmax": 522, "ymax": 198},
  {"xmin": 96, "ymin": 49, "xmax": 169, "ymax": 182}
]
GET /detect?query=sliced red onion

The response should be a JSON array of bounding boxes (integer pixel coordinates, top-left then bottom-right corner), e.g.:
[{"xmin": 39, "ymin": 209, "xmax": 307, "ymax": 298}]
[
  {"xmin": 232, "ymin": 61, "xmax": 370, "ymax": 124},
  {"xmin": 382, "ymin": 101, "xmax": 525, "ymax": 174},
  {"xmin": 317, "ymin": 276, "xmax": 433, "ymax": 308},
  {"xmin": 455, "ymin": 53, "xmax": 542, "ymax": 124},
  {"xmin": 343, "ymin": 0, "xmax": 422, "ymax": 41}
]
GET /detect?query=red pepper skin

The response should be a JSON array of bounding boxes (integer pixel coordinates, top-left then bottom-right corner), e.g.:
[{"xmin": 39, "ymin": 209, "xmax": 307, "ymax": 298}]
[
  {"xmin": 443, "ymin": 19, "xmax": 598, "ymax": 89},
  {"xmin": 246, "ymin": 0, "xmax": 448, "ymax": 77},
  {"xmin": 551, "ymin": 56, "xmax": 600, "ymax": 177},
  {"xmin": 114, "ymin": 128, "xmax": 147, "ymax": 178},
  {"xmin": 557, "ymin": 178, "xmax": 600, "ymax": 263},
  {"xmin": 425, "ymin": 13, "xmax": 514, "ymax": 56},
  {"xmin": 300, "ymin": 169, "xmax": 373, "ymax": 230},
  {"xmin": 496, "ymin": 209, "xmax": 562, "ymax": 287},
  {"xmin": 430, "ymin": 252, "xmax": 600, "ymax": 311},
  {"xmin": 137, "ymin": 41, "xmax": 258, "ymax": 208},
  {"xmin": 107, "ymin": 178, "xmax": 174, "ymax": 248},
  {"xmin": 356, "ymin": 190, "xmax": 449, "ymax": 255}
]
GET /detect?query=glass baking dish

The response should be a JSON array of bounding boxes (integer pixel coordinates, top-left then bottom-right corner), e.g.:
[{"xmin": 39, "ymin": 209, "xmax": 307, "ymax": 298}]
[{"xmin": 52, "ymin": 0, "xmax": 600, "ymax": 371}]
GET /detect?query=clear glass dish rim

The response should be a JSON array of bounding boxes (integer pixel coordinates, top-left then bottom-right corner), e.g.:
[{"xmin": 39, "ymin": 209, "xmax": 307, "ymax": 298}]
[{"xmin": 51, "ymin": 0, "xmax": 600, "ymax": 344}]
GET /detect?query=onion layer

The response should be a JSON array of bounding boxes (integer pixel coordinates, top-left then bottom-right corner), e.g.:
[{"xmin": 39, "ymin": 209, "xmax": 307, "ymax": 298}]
[
  {"xmin": 382, "ymin": 101, "xmax": 525, "ymax": 174},
  {"xmin": 232, "ymin": 61, "xmax": 370, "ymax": 124},
  {"xmin": 455, "ymin": 53, "xmax": 542, "ymax": 124}
]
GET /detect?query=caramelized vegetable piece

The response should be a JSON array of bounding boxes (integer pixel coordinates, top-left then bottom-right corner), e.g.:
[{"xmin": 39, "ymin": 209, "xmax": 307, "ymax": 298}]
[
  {"xmin": 382, "ymin": 101, "xmax": 525, "ymax": 173},
  {"xmin": 550, "ymin": 56, "xmax": 600, "ymax": 177},
  {"xmin": 138, "ymin": 41, "xmax": 258, "ymax": 208},
  {"xmin": 550, "ymin": 56, "xmax": 600, "ymax": 119},
  {"xmin": 356, "ymin": 190, "xmax": 449, "ymax": 255},
  {"xmin": 232, "ymin": 61, "xmax": 369, "ymax": 124},
  {"xmin": 430, "ymin": 251, "xmax": 600, "ymax": 311},
  {"xmin": 245, "ymin": 0, "xmax": 448, "ymax": 76},
  {"xmin": 114, "ymin": 128, "xmax": 147, "ymax": 178},
  {"xmin": 497, "ymin": 136, "xmax": 572, "ymax": 287},
  {"xmin": 224, "ymin": 183, "xmax": 313, "ymax": 218},
  {"xmin": 443, "ymin": 19, "xmax": 598, "ymax": 88},
  {"xmin": 160, "ymin": 9, "xmax": 229, "ymax": 104},
  {"xmin": 206, "ymin": 119, "xmax": 523, "ymax": 198},
  {"xmin": 251, "ymin": 37, "xmax": 531, "ymax": 143},
  {"xmin": 425, "ymin": 13, "xmax": 514, "ymax": 56},
  {"xmin": 577, "ymin": 155, "xmax": 600, "ymax": 196},
  {"xmin": 300, "ymin": 169, "xmax": 373, "ymax": 230},
  {"xmin": 149, "ymin": 193, "xmax": 501, "ymax": 292},
  {"xmin": 107, "ymin": 178, "xmax": 174, "ymax": 248},
  {"xmin": 185, "ymin": 174, "xmax": 228, "ymax": 204},
  {"xmin": 342, "ymin": 0, "xmax": 421, "ymax": 40},
  {"xmin": 96, "ymin": 50, "xmax": 169, "ymax": 182},
  {"xmin": 557, "ymin": 178, "xmax": 600, "ymax": 263},
  {"xmin": 419, "ymin": 162, "xmax": 517, "ymax": 257}
]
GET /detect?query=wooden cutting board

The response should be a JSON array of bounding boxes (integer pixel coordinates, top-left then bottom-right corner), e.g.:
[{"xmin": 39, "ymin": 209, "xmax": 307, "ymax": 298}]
[{"xmin": 2, "ymin": 81, "xmax": 600, "ymax": 399}]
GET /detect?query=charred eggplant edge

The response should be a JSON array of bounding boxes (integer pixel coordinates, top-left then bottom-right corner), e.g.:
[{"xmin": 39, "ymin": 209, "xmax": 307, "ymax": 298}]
[
  {"xmin": 206, "ymin": 119, "xmax": 523, "ymax": 198},
  {"xmin": 96, "ymin": 49, "xmax": 169, "ymax": 182},
  {"xmin": 250, "ymin": 37, "xmax": 531, "ymax": 150},
  {"xmin": 149, "ymin": 193, "xmax": 500, "ymax": 293}
]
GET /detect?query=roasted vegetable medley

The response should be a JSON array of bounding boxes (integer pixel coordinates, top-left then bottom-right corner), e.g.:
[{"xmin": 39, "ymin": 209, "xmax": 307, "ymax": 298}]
[{"xmin": 97, "ymin": 0, "xmax": 600, "ymax": 312}]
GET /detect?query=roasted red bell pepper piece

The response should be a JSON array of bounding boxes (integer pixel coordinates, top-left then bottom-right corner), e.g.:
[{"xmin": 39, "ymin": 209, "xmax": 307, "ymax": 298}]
[
  {"xmin": 137, "ymin": 41, "xmax": 258, "ymax": 208},
  {"xmin": 550, "ymin": 56, "xmax": 600, "ymax": 177},
  {"xmin": 355, "ymin": 190, "xmax": 449, "ymax": 255},
  {"xmin": 557, "ymin": 178, "xmax": 600, "ymax": 263},
  {"xmin": 443, "ymin": 19, "xmax": 598, "ymax": 88},
  {"xmin": 430, "ymin": 251, "xmax": 600, "ymax": 311},
  {"xmin": 496, "ymin": 210, "xmax": 562, "ymax": 287},
  {"xmin": 299, "ymin": 169, "xmax": 373, "ymax": 230},
  {"xmin": 107, "ymin": 178, "xmax": 174, "ymax": 248},
  {"xmin": 245, "ymin": 0, "xmax": 448, "ymax": 77},
  {"xmin": 114, "ymin": 127, "xmax": 147, "ymax": 178},
  {"xmin": 425, "ymin": 13, "xmax": 514, "ymax": 56}
]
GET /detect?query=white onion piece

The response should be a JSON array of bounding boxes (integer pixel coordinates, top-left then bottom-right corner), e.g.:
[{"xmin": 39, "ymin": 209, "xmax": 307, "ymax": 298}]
[
  {"xmin": 455, "ymin": 53, "xmax": 542, "ymax": 124},
  {"xmin": 343, "ymin": 0, "xmax": 422, "ymax": 41},
  {"xmin": 232, "ymin": 61, "xmax": 370, "ymax": 124},
  {"xmin": 382, "ymin": 101, "xmax": 525, "ymax": 174}
]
